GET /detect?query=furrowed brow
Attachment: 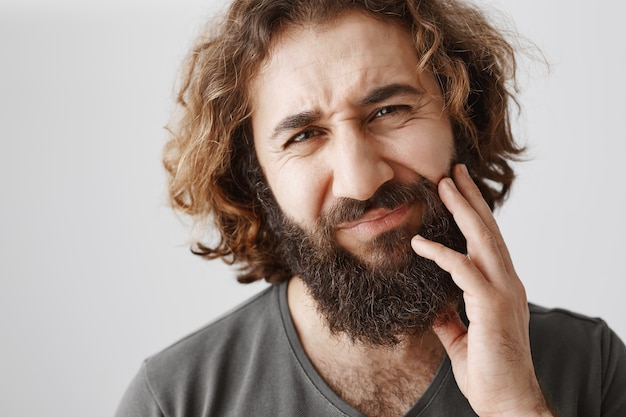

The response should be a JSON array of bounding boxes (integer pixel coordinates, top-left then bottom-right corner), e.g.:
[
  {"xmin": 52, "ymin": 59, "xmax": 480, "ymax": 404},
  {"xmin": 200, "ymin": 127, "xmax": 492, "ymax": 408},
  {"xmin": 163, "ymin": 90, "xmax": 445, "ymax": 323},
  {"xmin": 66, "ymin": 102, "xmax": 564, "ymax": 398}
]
[
  {"xmin": 270, "ymin": 111, "xmax": 320, "ymax": 141},
  {"xmin": 360, "ymin": 83, "xmax": 423, "ymax": 105}
]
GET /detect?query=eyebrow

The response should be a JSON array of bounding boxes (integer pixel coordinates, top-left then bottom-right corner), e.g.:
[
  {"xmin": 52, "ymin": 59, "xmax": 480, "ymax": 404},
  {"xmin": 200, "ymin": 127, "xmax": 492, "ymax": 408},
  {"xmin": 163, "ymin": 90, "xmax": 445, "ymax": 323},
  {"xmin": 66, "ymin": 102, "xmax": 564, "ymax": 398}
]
[
  {"xmin": 270, "ymin": 111, "xmax": 320, "ymax": 142},
  {"xmin": 268, "ymin": 83, "xmax": 424, "ymax": 141},
  {"xmin": 359, "ymin": 83, "xmax": 423, "ymax": 105}
]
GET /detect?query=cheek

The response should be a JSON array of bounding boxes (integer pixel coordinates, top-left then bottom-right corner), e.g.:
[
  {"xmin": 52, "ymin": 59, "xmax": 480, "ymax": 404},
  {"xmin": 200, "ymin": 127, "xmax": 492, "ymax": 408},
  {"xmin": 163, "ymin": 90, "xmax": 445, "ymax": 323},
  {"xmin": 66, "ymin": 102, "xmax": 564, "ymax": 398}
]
[
  {"xmin": 264, "ymin": 162, "xmax": 328, "ymax": 227},
  {"xmin": 391, "ymin": 131, "xmax": 455, "ymax": 181},
  {"xmin": 252, "ymin": 140, "xmax": 320, "ymax": 226}
]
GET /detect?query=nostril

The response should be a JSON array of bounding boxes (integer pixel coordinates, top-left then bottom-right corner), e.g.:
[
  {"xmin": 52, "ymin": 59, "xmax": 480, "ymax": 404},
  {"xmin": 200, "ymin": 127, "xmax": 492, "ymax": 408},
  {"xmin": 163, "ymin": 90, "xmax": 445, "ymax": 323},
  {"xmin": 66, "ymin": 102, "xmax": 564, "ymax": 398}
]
[{"xmin": 332, "ymin": 159, "xmax": 394, "ymax": 201}]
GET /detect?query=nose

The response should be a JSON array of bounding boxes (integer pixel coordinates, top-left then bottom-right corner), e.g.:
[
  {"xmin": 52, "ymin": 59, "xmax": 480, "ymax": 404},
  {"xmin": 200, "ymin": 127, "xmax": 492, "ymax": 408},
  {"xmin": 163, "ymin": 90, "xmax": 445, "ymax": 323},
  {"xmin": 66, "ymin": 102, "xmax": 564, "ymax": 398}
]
[{"xmin": 330, "ymin": 131, "xmax": 394, "ymax": 201}]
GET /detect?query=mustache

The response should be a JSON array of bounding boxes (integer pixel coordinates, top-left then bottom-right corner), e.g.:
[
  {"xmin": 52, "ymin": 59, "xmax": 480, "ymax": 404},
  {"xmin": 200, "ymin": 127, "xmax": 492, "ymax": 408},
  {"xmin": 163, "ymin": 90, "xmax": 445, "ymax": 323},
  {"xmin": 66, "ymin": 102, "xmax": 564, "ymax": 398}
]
[{"xmin": 319, "ymin": 177, "xmax": 437, "ymax": 229}]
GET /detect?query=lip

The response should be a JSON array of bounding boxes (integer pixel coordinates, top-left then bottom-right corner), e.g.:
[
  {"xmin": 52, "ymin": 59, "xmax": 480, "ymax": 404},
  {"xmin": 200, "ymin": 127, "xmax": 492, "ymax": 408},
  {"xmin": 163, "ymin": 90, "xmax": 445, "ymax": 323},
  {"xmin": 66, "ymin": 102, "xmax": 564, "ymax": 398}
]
[{"xmin": 336, "ymin": 204, "xmax": 413, "ymax": 237}]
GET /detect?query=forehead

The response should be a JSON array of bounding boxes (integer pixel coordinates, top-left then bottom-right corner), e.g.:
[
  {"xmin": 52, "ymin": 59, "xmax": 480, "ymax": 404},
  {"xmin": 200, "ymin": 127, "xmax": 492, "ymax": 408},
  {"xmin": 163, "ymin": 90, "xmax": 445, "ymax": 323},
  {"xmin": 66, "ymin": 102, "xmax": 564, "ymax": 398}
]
[
  {"xmin": 262, "ymin": 11, "xmax": 413, "ymax": 66},
  {"xmin": 250, "ymin": 12, "xmax": 423, "ymax": 130}
]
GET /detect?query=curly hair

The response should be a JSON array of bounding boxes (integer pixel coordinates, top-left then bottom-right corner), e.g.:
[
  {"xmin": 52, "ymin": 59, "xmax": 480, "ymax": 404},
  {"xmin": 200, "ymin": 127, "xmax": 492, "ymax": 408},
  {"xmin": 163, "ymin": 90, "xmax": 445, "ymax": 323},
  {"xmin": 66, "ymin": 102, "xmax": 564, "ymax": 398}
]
[{"xmin": 163, "ymin": 0, "xmax": 524, "ymax": 284}]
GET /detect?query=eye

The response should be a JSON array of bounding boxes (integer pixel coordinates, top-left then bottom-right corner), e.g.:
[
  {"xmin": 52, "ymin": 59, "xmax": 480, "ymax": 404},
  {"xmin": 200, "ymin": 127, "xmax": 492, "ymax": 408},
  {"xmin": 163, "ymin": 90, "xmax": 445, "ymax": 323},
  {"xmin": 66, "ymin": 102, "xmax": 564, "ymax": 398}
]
[
  {"xmin": 372, "ymin": 105, "xmax": 412, "ymax": 119},
  {"xmin": 285, "ymin": 128, "xmax": 324, "ymax": 148}
]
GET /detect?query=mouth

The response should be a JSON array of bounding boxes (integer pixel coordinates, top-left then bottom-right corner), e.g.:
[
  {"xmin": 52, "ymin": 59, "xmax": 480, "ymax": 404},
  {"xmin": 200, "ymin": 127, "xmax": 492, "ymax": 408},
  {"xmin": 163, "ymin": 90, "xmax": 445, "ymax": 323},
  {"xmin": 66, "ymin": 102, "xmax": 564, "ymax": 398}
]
[{"xmin": 336, "ymin": 203, "xmax": 415, "ymax": 238}]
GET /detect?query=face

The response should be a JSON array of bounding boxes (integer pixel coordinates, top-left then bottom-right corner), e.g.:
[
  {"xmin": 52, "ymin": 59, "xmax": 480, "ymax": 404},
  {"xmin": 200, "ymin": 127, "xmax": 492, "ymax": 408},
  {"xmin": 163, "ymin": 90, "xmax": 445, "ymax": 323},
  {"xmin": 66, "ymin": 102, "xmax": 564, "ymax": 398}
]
[
  {"xmin": 251, "ymin": 12, "xmax": 456, "ymax": 262},
  {"xmin": 250, "ymin": 12, "xmax": 464, "ymax": 345}
]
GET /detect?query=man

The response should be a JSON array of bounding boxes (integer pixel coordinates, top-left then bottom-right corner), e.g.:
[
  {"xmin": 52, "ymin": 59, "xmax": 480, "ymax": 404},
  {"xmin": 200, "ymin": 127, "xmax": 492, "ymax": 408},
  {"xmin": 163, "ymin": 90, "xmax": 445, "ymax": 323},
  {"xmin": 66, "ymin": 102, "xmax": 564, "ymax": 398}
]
[{"xmin": 116, "ymin": 0, "xmax": 626, "ymax": 416}]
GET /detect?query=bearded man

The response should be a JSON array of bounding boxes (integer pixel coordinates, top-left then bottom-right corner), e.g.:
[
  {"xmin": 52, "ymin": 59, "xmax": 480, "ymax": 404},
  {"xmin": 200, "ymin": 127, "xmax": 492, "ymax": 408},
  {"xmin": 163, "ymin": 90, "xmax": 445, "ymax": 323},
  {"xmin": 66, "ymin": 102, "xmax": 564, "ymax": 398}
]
[{"xmin": 115, "ymin": 0, "xmax": 626, "ymax": 416}]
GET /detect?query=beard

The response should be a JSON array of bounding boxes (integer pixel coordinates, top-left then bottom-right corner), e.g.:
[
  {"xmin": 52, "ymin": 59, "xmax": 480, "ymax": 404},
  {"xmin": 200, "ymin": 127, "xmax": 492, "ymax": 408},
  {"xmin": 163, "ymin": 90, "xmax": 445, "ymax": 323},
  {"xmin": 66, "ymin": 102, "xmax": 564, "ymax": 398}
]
[{"xmin": 258, "ymin": 176, "xmax": 466, "ymax": 347}]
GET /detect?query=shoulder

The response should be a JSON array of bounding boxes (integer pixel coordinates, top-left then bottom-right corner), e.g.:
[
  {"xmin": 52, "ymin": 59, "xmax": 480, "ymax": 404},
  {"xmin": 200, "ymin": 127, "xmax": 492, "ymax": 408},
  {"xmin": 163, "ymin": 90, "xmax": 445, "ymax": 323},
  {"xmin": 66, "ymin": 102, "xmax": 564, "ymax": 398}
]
[
  {"xmin": 146, "ymin": 284, "xmax": 279, "ymax": 378},
  {"xmin": 527, "ymin": 303, "xmax": 623, "ymax": 349},
  {"xmin": 527, "ymin": 304, "xmax": 626, "ymax": 415},
  {"xmin": 529, "ymin": 303, "xmax": 610, "ymax": 337},
  {"xmin": 115, "ymin": 284, "xmax": 284, "ymax": 417},
  {"xmin": 528, "ymin": 303, "xmax": 622, "ymax": 363},
  {"xmin": 136, "ymin": 284, "xmax": 287, "ymax": 416}
]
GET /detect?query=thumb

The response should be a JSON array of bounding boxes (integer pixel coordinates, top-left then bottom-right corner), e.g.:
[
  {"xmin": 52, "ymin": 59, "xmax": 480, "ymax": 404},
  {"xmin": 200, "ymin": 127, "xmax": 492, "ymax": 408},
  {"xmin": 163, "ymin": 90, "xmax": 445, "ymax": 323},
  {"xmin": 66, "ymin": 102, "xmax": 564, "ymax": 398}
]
[{"xmin": 433, "ymin": 311, "xmax": 468, "ymax": 359}]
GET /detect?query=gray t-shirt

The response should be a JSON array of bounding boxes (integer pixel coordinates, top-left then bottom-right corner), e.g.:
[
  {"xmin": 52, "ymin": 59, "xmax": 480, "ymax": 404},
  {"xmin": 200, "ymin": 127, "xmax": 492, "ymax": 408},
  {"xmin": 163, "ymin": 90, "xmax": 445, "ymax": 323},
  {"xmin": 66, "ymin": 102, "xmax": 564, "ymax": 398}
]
[{"xmin": 115, "ymin": 282, "xmax": 626, "ymax": 416}]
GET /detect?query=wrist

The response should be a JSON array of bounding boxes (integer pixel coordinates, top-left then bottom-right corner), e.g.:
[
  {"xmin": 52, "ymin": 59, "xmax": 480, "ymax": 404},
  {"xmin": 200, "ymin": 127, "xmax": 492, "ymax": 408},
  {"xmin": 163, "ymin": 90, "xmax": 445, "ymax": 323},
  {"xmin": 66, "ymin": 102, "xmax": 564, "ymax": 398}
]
[
  {"xmin": 505, "ymin": 397, "xmax": 557, "ymax": 417},
  {"xmin": 486, "ymin": 385, "xmax": 557, "ymax": 417}
]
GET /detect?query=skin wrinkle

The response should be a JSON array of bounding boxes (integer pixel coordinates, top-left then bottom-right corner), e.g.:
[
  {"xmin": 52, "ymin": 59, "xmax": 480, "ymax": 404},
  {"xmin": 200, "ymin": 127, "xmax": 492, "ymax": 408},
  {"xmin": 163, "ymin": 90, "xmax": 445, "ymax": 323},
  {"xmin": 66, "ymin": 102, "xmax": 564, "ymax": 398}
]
[
  {"xmin": 256, "ymin": 174, "xmax": 467, "ymax": 346},
  {"xmin": 147, "ymin": 2, "xmax": 578, "ymax": 416},
  {"xmin": 164, "ymin": 0, "xmax": 523, "ymax": 285}
]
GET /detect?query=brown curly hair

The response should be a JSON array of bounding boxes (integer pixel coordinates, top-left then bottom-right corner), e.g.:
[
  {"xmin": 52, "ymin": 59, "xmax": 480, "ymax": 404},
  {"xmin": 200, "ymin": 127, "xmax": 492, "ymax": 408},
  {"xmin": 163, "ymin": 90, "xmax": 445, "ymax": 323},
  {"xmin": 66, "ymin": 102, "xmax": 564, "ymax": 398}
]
[{"xmin": 163, "ymin": 0, "xmax": 524, "ymax": 284}]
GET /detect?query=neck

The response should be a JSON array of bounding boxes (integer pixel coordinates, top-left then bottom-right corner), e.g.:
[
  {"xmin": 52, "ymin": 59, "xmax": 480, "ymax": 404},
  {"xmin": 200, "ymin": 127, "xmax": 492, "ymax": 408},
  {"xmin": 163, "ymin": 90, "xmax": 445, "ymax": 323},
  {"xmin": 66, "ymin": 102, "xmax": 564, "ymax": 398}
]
[{"xmin": 287, "ymin": 276, "xmax": 446, "ymax": 416}]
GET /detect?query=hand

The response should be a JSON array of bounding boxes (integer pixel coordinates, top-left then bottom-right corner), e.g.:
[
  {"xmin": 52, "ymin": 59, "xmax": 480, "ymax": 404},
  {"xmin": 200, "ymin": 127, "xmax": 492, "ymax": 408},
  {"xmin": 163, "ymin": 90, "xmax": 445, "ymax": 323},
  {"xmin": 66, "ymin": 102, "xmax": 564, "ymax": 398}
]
[{"xmin": 411, "ymin": 164, "xmax": 553, "ymax": 417}]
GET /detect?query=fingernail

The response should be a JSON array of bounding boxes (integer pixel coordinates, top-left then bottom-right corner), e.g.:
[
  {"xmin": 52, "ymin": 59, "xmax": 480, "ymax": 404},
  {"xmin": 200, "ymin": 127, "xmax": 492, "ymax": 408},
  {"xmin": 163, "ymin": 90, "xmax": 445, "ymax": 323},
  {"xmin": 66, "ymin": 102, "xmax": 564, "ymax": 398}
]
[
  {"xmin": 411, "ymin": 235, "xmax": 426, "ymax": 248},
  {"xmin": 459, "ymin": 163, "xmax": 469, "ymax": 177},
  {"xmin": 442, "ymin": 177, "xmax": 457, "ymax": 191}
]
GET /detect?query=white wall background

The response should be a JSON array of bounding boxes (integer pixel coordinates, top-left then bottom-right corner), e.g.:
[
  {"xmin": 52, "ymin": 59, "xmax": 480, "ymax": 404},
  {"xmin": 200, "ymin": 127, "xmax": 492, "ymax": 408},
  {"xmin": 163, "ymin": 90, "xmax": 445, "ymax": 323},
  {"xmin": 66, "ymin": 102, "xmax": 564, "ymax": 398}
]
[{"xmin": 0, "ymin": 1, "xmax": 624, "ymax": 416}]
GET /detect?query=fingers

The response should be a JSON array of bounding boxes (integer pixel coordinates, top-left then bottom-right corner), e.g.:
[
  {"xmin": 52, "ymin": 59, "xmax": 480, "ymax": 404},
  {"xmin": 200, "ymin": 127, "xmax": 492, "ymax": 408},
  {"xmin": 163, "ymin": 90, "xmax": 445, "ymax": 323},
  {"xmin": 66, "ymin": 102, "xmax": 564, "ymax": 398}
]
[
  {"xmin": 432, "ymin": 311, "xmax": 468, "ymax": 357},
  {"xmin": 450, "ymin": 164, "xmax": 494, "ymax": 230},
  {"xmin": 412, "ymin": 165, "xmax": 541, "ymax": 415},
  {"xmin": 411, "ymin": 163, "xmax": 523, "ymax": 296},
  {"xmin": 437, "ymin": 173, "xmax": 507, "ymax": 286},
  {"xmin": 450, "ymin": 164, "xmax": 515, "ymax": 275},
  {"xmin": 411, "ymin": 234, "xmax": 491, "ymax": 295}
]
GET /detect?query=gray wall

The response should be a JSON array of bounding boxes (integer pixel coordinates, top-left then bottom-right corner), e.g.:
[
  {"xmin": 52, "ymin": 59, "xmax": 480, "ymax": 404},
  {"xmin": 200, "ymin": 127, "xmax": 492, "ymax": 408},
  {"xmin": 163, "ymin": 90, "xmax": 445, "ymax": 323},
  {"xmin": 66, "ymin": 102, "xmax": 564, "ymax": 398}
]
[{"xmin": 1, "ymin": 0, "xmax": 624, "ymax": 416}]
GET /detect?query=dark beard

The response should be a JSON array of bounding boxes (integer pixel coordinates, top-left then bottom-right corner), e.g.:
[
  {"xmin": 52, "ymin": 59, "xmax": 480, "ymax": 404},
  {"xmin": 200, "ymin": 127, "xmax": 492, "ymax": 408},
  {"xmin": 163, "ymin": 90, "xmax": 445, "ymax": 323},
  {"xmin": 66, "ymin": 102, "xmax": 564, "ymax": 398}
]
[{"xmin": 259, "ymin": 177, "xmax": 466, "ymax": 347}]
